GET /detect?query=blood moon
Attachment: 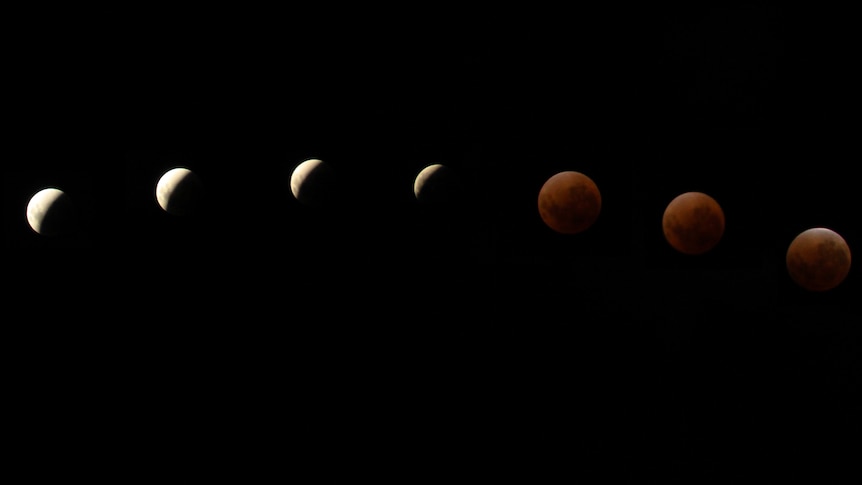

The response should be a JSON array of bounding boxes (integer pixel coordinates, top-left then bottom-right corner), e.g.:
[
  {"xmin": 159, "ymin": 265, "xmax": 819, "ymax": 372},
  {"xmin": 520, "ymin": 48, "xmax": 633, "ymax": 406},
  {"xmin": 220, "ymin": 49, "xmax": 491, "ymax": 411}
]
[
  {"xmin": 537, "ymin": 171, "xmax": 601, "ymax": 234},
  {"xmin": 662, "ymin": 191, "xmax": 725, "ymax": 255},
  {"xmin": 786, "ymin": 227, "xmax": 851, "ymax": 292}
]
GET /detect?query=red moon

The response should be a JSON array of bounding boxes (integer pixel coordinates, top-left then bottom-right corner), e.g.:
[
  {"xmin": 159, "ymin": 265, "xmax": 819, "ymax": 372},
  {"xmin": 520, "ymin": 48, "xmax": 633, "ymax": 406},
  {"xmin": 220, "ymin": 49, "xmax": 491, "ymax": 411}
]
[
  {"xmin": 786, "ymin": 227, "xmax": 851, "ymax": 292},
  {"xmin": 537, "ymin": 171, "xmax": 601, "ymax": 234},
  {"xmin": 662, "ymin": 191, "xmax": 725, "ymax": 255}
]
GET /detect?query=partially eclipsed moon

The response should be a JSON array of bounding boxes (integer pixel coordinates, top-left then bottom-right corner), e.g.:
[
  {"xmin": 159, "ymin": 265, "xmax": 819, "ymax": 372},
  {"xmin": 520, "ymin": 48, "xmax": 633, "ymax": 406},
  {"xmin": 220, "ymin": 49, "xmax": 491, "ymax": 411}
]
[
  {"xmin": 537, "ymin": 171, "xmax": 602, "ymax": 234},
  {"xmin": 662, "ymin": 191, "xmax": 725, "ymax": 255},
  {"xmin": 26, "ymin": 187, "xmax": 75, "ymax": 236},
  {"xmin": 156, "ymin": 167, "xmax": 204, "ymax": 216},
  {"xmin": 290, "ymin": 158, "xmax": 334, "ymax": 207},
  {"xmin": 413, "ymin": 163, "xmax": 462, "ymax": 207},
  {"xmin": 786, "ymin": 227, "xmax": 851, "ymax": 292}
]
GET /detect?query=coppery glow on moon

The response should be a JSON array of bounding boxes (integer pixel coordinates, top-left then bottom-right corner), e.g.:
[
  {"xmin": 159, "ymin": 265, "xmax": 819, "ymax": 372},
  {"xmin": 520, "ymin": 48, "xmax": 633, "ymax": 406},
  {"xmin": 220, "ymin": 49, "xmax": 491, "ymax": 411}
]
[
  {"xmin": 662, "ymin": 191, "xmax": 725, "ymax": 255},
  {"xmin": 786, "ymin": 227, "xmax": 851, "ymax": 291},
  {"xmin": 537, "ymin": 171, "xmax": 602, "ymax": 235}
]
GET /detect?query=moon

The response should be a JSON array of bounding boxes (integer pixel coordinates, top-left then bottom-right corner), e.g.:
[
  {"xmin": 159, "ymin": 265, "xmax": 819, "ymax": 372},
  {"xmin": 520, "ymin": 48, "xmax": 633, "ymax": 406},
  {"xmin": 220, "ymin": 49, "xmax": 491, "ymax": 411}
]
[
  {"xmin": 26, "ymin": 187, "xmax": 75, "ymax": 236},
  {"xmin": 537, "ymin": 171, "xmax": 602, "ymax": 234},
  {"xmin": 786, "ymin": 227, "xmax": 851, "ymax": 292},
  {"xmin": 662, "ymin": 191, "xmax": 725, "ymax": 255},
  {"xmin": 413, "ymin": 163, "xmax": 462, "ymax": 207},
  {"xmin": 156, "ymin": 167, "xmax": 204, "ymax": 216},
  {"xmin": 290, "ymin": 158, "xmax": 335, "ymax": 207}
]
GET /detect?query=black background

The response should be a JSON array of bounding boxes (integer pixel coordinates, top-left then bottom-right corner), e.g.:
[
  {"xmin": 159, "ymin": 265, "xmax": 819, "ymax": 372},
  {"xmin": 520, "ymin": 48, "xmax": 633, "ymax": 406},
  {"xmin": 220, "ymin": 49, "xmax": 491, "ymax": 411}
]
[{"xmin": 6, "ymin": 4, "xmax": 858, "ymax": 482}]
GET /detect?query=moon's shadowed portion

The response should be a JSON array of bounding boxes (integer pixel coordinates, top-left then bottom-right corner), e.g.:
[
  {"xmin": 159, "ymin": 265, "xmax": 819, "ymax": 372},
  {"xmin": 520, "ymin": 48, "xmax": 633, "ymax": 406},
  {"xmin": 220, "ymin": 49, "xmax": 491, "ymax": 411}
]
[{"xmin": 662, "ymin": 192, "xmax": 725, "ymax": 255}]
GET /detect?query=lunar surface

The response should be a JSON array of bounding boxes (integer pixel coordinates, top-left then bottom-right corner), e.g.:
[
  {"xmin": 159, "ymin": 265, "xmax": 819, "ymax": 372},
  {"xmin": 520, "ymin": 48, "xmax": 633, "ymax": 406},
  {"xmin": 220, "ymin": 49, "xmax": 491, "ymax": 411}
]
[
  {"xmin": 413, "ymin": 163, "xmax": 462, "ymax": 207},
  {"xmin": 786, "ymin": 227, "xmax": 851, "ymax": 291},
  {"xmin": 662, "ymin": 191, "xmax": 725, "ymax": 255},
  {"xmin": 537, "ymin": 171, "xmax": 602, "ymax": 234},
  {"xmin": 290, "ymin": 158, "xmax": 334, "ymax": 207},
  {"xmin": 26, "ymin": 187, "xmax": 75, "ymax": 236},
  {"xmin": 156, "ymin": 167, "xmax": 204, "ymax": 216}
]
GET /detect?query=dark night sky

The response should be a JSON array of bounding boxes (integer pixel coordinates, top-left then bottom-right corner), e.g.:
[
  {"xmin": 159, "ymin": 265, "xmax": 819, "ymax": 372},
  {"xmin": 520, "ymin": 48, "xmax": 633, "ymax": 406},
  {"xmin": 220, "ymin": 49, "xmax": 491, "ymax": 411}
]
[{"xmin": 6, "ymin": 4, "xmax": 859, "ymax": 482}]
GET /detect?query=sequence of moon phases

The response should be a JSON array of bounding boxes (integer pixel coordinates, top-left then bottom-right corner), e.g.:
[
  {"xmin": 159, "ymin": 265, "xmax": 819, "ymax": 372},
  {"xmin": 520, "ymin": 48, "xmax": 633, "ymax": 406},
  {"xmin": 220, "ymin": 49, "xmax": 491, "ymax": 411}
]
[
  {"xmin": 26, "ymin": 187, "xmax": 76, "ymax": 236},
  {"xmin": 413, "ymin": 163, "xmax": 462, "ymax": 207},
  {"xmin": 290, "ymin": 158, "xmax": 336, "ymax": 207},
  {"xmin": 156, "ymin": 167, "xmax": 205, "ymax": 216},
  {"xmin": 786, "ymin": 227, "xmax": 851, "ymax": 292},
  {"xmin": 662, "ymin": 191, "xmax": 725, "ymax": 255},
  {"xmin": 537, "ymin": 170, "xmax": 602, "ymax": 234}
]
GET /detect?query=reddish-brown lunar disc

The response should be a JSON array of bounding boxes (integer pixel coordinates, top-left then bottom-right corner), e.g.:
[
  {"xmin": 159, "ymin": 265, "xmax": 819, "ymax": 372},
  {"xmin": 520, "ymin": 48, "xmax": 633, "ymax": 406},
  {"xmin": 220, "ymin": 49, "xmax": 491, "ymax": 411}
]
[
  {"xmin": 537, "ymin": 171, "xmax": 602, "ymax": 234},
  {"xmin": 662, "ymin": 191, "xmax": 725, "ymax": 255},
  {"xmin": 786, "ymin": 227, "xmax": 851, "ymax": 292}
]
